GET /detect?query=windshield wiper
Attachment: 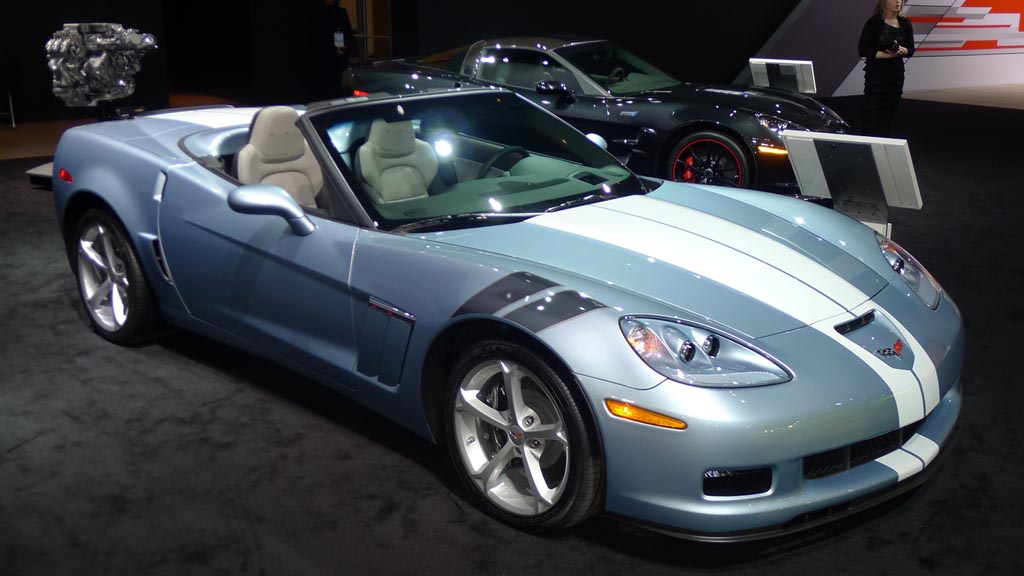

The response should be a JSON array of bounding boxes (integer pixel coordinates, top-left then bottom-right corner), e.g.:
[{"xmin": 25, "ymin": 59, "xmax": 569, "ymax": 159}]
[
  {"xmin": 391, "ymin": 212, "xmax": 542, "ymax": 234},
  {"xmin": 544, "ymin": 192, "xmax": 623, "ymax": 213}
]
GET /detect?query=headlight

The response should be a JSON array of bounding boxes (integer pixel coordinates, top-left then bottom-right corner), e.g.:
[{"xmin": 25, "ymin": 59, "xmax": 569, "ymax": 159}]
[
  {"xmin": 754, "ymin": 113, "xmax": 802, "ymax": 133},
  {"xmin": 619, "ymin": 317, "xmax": 791, "ymax": 388},
  {"xmin": 877, "ymin": 234, "xmax": 942, "ymax": 309}
]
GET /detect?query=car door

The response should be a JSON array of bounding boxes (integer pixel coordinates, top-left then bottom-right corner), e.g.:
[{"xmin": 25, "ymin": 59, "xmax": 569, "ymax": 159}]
[{"xmin": 157, "ymin": 164, "xmax": 360, "ymax": 389}]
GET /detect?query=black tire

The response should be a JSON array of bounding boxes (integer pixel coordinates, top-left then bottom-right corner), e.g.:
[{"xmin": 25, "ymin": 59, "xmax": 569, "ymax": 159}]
[
  {"xmin": 444, "ymin": 339, "xmax": 601, "ymax": 531},
  {"xmin": 72, "ymin": 209, "xmax": 162, "ymax": 345},
  {"xmin": 666, "ymin": 131, "xmax": 751, "ymax": 188}
]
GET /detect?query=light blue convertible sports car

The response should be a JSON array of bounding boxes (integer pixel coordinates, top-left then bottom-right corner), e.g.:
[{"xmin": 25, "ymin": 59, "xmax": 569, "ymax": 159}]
[{"xmin": 52, "ymin": 88, "xmax": 963, "ymax": 541}]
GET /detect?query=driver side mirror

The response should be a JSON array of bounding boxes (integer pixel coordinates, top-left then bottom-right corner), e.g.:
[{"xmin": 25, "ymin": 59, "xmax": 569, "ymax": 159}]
[
  {"xmin": 228, "ymin": 185, "xmax": 316, "ymax": 236},
  {"xmin": 536, "ymin": 80, "xmax": 577, "ymax": 104}
]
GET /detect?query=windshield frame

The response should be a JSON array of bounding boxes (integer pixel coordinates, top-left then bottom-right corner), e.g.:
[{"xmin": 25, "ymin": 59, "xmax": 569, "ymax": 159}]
[{"xmin": 304, "ymin": 89, "xmax": 647, "ymax": 233}]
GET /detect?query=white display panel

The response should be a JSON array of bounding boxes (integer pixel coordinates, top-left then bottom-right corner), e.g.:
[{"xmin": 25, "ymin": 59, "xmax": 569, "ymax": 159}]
[
  {"xmin": 749, "ymin": 58, "xmax": 817, "ymax": 94},
  {"xmin": 781, "ymin": 131, "xmax": 923, "ymax": 236}
]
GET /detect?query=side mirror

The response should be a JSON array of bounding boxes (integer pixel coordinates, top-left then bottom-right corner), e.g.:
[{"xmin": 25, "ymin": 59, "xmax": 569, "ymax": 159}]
[
  {"xmin": 228, "ymin": 185, "xmax": 316, "ymax": 236},
  {"xmin": 586, "ymin": 133, "xmax": 609, "ymax": 150},
  {"xmin": 536, "ymin": 80, "xmax": 576, "ymax": 103}
]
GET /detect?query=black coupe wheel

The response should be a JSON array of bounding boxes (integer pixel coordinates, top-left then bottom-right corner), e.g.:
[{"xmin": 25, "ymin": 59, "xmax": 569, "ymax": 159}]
[
  {"xmin": 445, "ymin": 339, "xmax": 601, "ymax": 531},
  {"xmin": 667, "ymin": 131, "xmax": 750, "ymax": 188},
  {"xmin": 72, "ymin": 209, "xmax": 162, "ymax": 345}
]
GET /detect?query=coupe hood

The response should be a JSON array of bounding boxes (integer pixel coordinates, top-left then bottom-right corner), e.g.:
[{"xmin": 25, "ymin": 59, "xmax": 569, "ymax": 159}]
[
  {"xmin": 433, "ymin": 190, "xmax": 886, "ymax": 338},
  {"xmin": 665, "ymin": 82, "xmax": 847, "ymax": 132}
]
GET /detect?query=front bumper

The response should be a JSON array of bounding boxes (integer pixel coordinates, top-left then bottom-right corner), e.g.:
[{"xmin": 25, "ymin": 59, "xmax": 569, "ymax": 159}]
[{"xmin": 581, "ymin": 289, "xmax": 965, "ymax": 540}]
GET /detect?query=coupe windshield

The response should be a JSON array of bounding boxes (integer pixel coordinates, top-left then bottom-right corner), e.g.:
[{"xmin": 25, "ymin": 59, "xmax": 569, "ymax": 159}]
[
  {"xmin": 556, "ymin": 42, "xmax": 680, "ymax": 95},
  {"xmin": 309, "ymin": 90, "xmax": 646, "ymax": 232}
]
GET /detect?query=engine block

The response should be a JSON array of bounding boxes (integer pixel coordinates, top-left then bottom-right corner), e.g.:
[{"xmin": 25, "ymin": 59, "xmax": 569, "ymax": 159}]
[{"xmin": 46, "ymin": 23, "xmax": 158, "ymax": 107}]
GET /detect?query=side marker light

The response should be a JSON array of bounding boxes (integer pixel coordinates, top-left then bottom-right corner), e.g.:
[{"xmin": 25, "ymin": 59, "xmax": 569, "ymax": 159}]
[
  {"xmin": 757, "ymin": 145, "xmax": 789, "ymax": 156},
  {"xmin": 605, "ymin": 399, "xmax": 687, "ymax": 430},
  {"xmin": 59, "ymin": 168, "xmax": 73, "ymax": 183}
]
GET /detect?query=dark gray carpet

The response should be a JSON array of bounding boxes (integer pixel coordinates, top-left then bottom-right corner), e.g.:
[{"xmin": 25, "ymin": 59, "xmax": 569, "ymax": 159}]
[{"xmin": 2, "ymin": 97, "xmax": 1023, "ymax": 575}]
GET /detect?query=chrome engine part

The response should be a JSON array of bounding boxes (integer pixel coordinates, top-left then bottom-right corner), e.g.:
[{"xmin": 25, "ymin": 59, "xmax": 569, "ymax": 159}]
[{"xmin": 46, "ymin": 23, "xmax": 157, "ymax": 107}]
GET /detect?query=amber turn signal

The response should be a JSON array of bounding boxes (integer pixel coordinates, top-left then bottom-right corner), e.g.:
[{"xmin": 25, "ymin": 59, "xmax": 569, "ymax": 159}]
[
  {"xmin": 605, "ymin": 399, "xmax": 687, "ymax": 430},
  {"xmin": 757, "ymin": 145, "xmax": 789, "ymax": 156}
]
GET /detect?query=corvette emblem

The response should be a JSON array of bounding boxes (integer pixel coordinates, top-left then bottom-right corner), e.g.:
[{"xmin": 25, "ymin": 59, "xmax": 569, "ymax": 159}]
[{"xmin": 876, "ymin": 339, "xmax": 904, "ymax": 359}]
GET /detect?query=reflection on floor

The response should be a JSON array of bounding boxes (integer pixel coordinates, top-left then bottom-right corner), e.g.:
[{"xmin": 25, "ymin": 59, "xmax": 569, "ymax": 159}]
[
  {"xmin": 904, "ymin": 84, "xmax": 1024, "ymax": 111},
  {"xmin": 0, "ymin": 93, "xmax": 241, "ymax": 161}
]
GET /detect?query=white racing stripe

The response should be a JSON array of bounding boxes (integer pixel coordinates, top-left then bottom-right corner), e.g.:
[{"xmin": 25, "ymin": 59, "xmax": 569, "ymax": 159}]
[
  {"xmin": 876, "ymin": 449, "xmax": 924, "ymax": 482},
  {"xmin": 529, "ymin": 204, "xmax": 847, "ymax": 325},
  {"xmin": 602, "ymin": 196, "xmax": 871, "ymax": 310},
  {"xmin": 811, "ymin": 315, "xmax": 926, "ymax": 427},
  {"xmin": 854, "ymin": 302, "xmax": 942, "ymax": 415},
  {"xmin": 531, "ymin": 197, "xmax": 940, "ymax": 427},
  {"xmin": 903, "ymin": 434, "xmax": 940, "ymax": 467}
]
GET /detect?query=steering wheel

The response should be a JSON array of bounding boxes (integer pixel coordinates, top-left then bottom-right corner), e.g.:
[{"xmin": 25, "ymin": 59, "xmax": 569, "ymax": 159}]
[
  {"xmin": 608, "ymin": 67, "xmax": 626, "ymax": 84},
  {"xmin": 476, "ymin": 146, "xmax": 530, "ymax": 179}
]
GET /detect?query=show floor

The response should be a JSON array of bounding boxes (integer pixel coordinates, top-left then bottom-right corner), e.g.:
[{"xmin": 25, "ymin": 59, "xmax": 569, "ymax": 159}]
[{"xmin": 1, "ymin": 98, "xmax": 1022, "ymax": 575}]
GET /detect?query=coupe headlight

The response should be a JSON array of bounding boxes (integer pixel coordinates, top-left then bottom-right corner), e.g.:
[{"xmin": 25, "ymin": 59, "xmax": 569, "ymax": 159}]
[
  {"xmin": 754, "ymin": 113, "xmax": 801, "ymax": 133},
  {"xmin": 619, "ymin": 317, "xmax": 791, "ymax": 388},
  {"xmin": 877, "ymin": 234, "xmax": 942, "ymax": 309}
]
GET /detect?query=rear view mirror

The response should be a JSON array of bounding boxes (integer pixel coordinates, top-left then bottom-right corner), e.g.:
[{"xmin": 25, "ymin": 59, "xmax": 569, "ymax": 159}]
[{"xmin": 586, "ymin": 133, "xmax": 608, "ymax": 150}]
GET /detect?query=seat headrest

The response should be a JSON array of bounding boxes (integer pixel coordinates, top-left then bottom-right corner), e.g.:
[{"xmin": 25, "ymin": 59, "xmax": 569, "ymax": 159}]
[
  {"xmin": 247, "ymin": 106, "xmax": 305, "ymax": 163},
  {"xmin": 367, "ymin": 119, "xmax": 416, "ymax": 159}
]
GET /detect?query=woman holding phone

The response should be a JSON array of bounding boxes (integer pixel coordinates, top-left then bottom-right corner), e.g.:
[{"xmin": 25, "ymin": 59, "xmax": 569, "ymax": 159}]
[{"xmin": 859, "ymin": 0, "xmax": 915, "ymax": 136}]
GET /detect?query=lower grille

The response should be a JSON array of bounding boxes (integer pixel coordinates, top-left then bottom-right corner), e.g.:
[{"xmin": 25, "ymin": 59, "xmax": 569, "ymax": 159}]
[{"xmin": 803, "ymin": 421, "xmax": 924, "ymax": 480}]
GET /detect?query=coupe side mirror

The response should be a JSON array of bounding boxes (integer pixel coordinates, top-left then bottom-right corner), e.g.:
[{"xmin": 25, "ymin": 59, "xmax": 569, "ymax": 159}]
[
  {"xmin": 536, "ymin": 80, "xmax": 576, "ymax": 104},
  {"xmin": 228, "ymin": 185, "xmax": 316, "ymax": 236}
]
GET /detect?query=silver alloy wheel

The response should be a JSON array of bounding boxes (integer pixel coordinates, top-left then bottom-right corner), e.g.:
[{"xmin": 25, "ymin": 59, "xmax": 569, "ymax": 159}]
[
  {"xmin": 77, "ymin": 222, "xmax": 130, "ymax": 332},
  {"xmin": 452, "ymin": 359, "xmax": 570, "ymax": 516}
]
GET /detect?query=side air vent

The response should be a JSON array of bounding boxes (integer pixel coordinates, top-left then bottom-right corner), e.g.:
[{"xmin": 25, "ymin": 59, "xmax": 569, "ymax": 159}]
[
  {"xmin": 151, "ymin": 240, "xmax": 172, "ymax": 283},
  {"xmin": 835, "ymin": 310, "xmax": 875, "ymax": 335}
]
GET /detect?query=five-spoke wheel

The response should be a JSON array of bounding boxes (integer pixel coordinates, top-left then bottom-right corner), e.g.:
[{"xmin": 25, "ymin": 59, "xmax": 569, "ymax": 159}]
[
  {"xmin": 446, "ymin": 340, "xmax": 600, "ymax": 530},
  {"xmin": 73, "ymin": 209, "xmax": 161, "ymax": 344}
]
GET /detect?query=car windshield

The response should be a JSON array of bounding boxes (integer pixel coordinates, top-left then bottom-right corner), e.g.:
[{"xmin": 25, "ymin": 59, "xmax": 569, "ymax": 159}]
[
  {"xmin": 556, "ymin": 41, "xmax": 681, "ymax": 95},
  {"xmin": 308, "ymin": 90, "xmax": 646, "ymax": 232}
]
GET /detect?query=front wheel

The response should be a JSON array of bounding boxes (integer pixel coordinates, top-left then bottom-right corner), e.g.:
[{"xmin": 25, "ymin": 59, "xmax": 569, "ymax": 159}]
[
  {"xmin": 445, "ymin": 339, "xmax": 601, "ymax": 531},
  {"xmin": 666, "ymin": 131, "xmax": 751, "ymax": 188},
  {"xmin": 72, "ymin": 209, "xmax": 162, "ymax": 345}
]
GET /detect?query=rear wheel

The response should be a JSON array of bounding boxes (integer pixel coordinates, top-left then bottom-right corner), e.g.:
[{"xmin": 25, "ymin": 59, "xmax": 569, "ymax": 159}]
[
  {"xmin": 445, "ymin": 339, "xmax": 601, "ymax": 531},
  {"xmin": 73, "ymin": 209, "xmax": 162, "ymax": 344},
  {"xmin": 666, "ymin": 131, "xmax": 750, "ymax": 188}
]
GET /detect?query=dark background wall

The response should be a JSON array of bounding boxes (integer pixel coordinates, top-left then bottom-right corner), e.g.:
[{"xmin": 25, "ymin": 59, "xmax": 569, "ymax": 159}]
[
  {"xmin": 416, "ymin": 0, "xmax": 801, "ymax": 90},
  {"xmin": 7, "ymin": 0, "xmax": 799, "ymax": 122},
  {"xmin": 6, "ymin": 1, "xmax": 168, "ymax": 122}
]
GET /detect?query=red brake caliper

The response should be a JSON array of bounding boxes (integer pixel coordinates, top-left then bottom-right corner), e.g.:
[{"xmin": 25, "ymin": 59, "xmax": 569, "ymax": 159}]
[{"xmin": 682, "ymin": 155, "xmax": 695, "ymax": 181}]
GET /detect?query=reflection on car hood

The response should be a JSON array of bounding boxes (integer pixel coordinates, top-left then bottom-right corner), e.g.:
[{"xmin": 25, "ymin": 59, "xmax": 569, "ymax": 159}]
[
  {"xmin": 655, "ymin": 83, "xmax": 846, "ymax": 131},
  {"xmin": 433, "ymin": 185, "xmax": 887, "ymax": 338}
]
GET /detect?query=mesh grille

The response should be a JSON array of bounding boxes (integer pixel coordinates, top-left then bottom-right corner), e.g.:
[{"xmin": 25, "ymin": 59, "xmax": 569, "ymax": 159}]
[{"xmin": 803, "ymin": 421, "xmax": 924, "ymax": 480}]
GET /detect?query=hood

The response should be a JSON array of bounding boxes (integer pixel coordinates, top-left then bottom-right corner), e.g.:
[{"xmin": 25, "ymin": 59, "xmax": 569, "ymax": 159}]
[
  {"xmin": 662, "ymin": 82, "xmax": 847, "ymax": 132},
  {"xmin": 430, "ymin": 187, "xmax": 886, "ymax": 339}
]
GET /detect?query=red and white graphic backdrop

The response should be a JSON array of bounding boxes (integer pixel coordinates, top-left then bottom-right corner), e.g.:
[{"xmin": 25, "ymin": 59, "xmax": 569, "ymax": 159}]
[
  {"xmin": 909, "ymin": 0, "xmax": 1024, "ymax": 54},
  {"xmin": 832, "ymin": 0, "xmax": 1024, "ymax": 99}
]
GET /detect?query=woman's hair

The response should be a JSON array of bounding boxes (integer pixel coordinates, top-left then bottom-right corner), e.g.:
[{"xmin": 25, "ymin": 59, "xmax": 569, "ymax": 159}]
[{"xmin": 874, "ymin": 0, "xmax": 905, "ymax": 16}]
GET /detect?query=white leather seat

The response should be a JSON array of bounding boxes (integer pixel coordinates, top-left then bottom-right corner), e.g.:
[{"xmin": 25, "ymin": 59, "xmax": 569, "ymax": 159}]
[
  {"xmin": 237, "ymin": 106, "xmax": 323, "ymax": 208},
  {"xmin": 357, "ymin": 119, "xmax": 438, "ymax": 203}
]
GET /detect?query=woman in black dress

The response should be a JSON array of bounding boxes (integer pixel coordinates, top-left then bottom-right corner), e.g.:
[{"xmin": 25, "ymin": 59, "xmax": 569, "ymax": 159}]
[{"xmin": 859, "ymin": 0, "xmax": 915, "ymax": 136}]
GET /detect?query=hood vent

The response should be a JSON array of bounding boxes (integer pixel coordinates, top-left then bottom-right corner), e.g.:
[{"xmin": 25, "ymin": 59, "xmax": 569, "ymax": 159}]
[{"xmin": 835, "ymin": 310, "xmax": 875, "ymax": 335}]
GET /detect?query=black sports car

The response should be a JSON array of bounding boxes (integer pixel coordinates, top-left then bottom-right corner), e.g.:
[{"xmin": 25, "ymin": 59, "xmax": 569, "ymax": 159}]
[{"xmin": 345, "ymin": 37, "xmax": 850, "ymax": 193}]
